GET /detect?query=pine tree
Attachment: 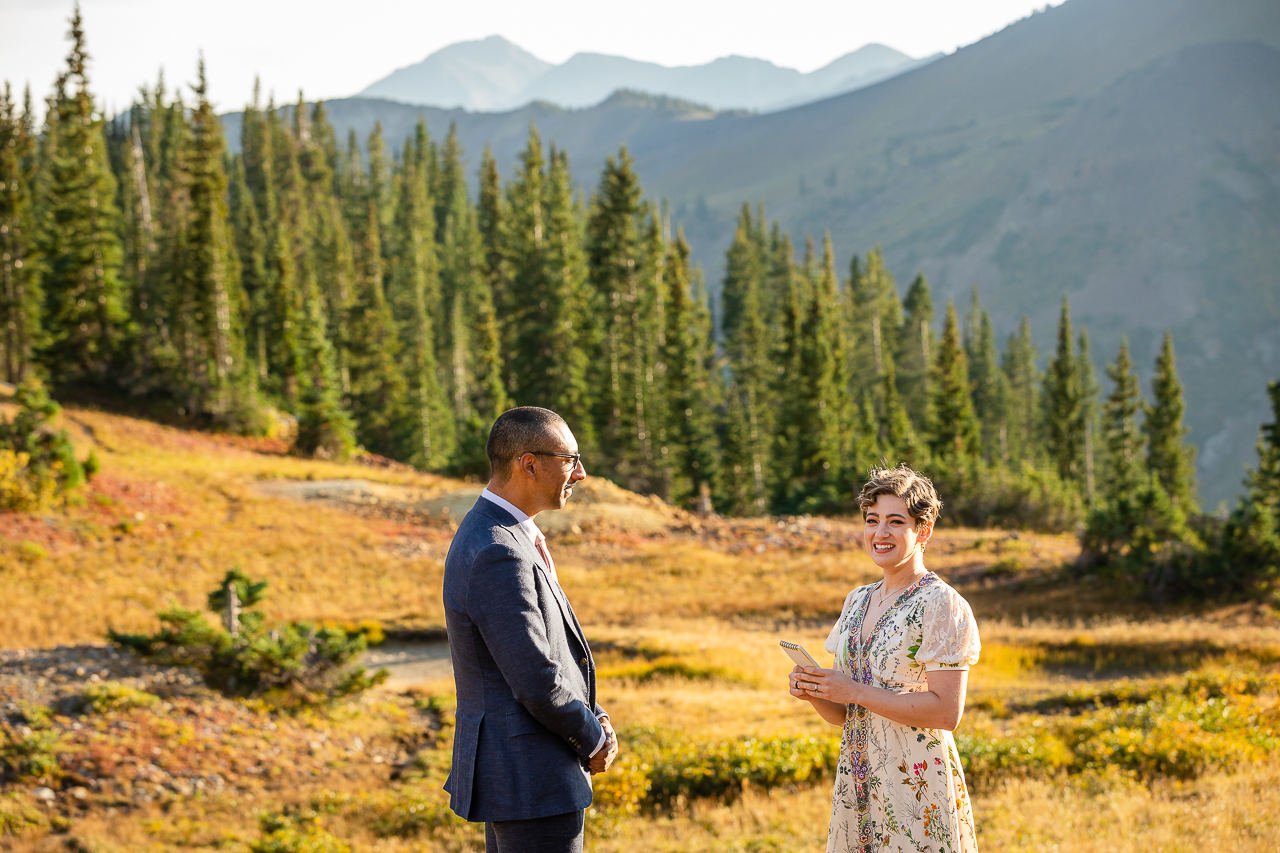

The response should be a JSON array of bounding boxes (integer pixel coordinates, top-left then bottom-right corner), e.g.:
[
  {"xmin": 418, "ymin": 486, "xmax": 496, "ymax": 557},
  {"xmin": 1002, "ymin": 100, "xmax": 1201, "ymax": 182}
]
[
  {"xmin": 293, "ymin": 267, "xmax": 355, "ymax": 458},
  {"xmin": 879, "ymin": 362, "xmax": 922, "ymax": 467},
  {"xmin": 1002, "ymin": 315, "xmax": 1040, "ymax": 464},
  {"xmin": 1218, "ymin": 379, "xmax": 1280, "ymax": 595},
  {"xmin": 387, "ymin": 133, "xmax": 451, "ymax": 468},
  {"xmin": 896, "ymin": 273, "xmax": 935, "ymax": 427},
  {"xmin": 176, "ymin": 59, "xmax": 253, "ymax": 426},
  {"xmin": 299, "ymin": 100, "xmax": 356, "ymax": 397},
  {"xmin": 847, "ymin": 247, "xmax": 902, "ymax": 386},
  {"xmin": 659, "ymin": 229, "xmax": 718, "ymax": 508},
  {"xmin": 971, "ymin": 309, "xmax": 1011, "ymax": 463},
  {"xmin": 228, "ymin": 156, "xmax": 268, "ymax": 379},
  {"xmin": 786, "ymin": 234, "xmax": 852, "ymax": 510},
  {"xmin": 770, "ymin": 233, "xmax": 807, "ymax": 497},
  {"xmin": 1099, "ymin": 338, "xmax": 1143, "ymax": 505},
  {"xmin": 928, "ymin": 301, "xmax": 981, "ymax": 464},
  {"xmin": 718, "ymin": 204, "xmax": 773, "ymax": 513},
  {"xmin": 1042, "ymin": 297, "xmax": 1082, "ymax": 483},
  {"xmin": 1077, "ymin": 329, "xmax": 1100, "ymax": 506},
  {"xmin": 0, "ymin": 84, "xmax": 42, "ymax": 383},
  {"xmin": 116, "ymin": 101, "xmax": 158, "ymax": 382},
  {"xmin": 345, "ymin": 197, "xmax": 411, "ymax": 459},
  {"xmin": 1144, "ymin": 331, "xmax": 1197, "ymax": 510},
  {"xmin": 37, "ymin": 7, "xmax": 127, "ymax": 380},
  {"xmin": 586, "ymin": 146, "xmax": 654, "ymax": 485}
]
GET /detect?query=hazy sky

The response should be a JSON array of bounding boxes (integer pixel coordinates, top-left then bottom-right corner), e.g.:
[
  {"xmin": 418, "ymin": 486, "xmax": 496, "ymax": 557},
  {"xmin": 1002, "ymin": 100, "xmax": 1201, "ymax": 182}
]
[{"xmin": 1, "ymin": 0, "xmax": 1063, "ymax": 114}]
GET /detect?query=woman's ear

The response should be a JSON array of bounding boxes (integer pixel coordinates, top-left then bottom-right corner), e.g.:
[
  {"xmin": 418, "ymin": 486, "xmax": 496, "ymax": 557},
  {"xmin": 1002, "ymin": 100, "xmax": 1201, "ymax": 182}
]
[{"xmin": 918, "ymin": 521, "xmax": 934, "ymax": 548}]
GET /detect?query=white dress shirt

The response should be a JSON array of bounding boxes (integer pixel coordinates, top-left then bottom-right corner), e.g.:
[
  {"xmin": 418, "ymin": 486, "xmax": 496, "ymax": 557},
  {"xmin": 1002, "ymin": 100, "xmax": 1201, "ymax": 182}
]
[{"xmin": 479, "ymin": 489, "xmax": 609, "ymax": 758}]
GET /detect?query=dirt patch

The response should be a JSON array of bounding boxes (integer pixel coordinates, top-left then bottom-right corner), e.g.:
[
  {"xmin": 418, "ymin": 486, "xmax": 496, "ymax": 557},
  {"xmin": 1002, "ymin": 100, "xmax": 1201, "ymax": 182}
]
[{"xmin": 253, "ymin": 476, "xmax": 687, "ymax": 537}]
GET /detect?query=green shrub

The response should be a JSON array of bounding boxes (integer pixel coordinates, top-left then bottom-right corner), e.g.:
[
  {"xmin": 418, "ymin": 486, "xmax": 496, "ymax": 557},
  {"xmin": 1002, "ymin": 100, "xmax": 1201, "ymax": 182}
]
[
  {"xmin": 0, "ymin": 378, "xmax": 86, "ymax": 510},
  {"xmin": 110, "ymin": 568, "xmax": 387, "ymax": 708},
  {"xmin": 80, "ymin": 681, "xmax": 159, "ymax": 714},
  {"xmin": 958, "ymin": 666, "xmax": 1280, "ymax": 791},
  {"xmin": 0, "ymin": 703, "xmax": 61, "ymax": 784},
  {"xmin": 626, "ymin": 729, "xmax": 839, "ymax": 804},
  {"xmin": 931, "ymin": 460, "xmax": 1083, "ymax": 533},
  {"xmin": 0, "ymin": 791, "xmax": 51, "ymax": 834},
  {"xmin": 252, "ymin": 812, "xmax": 351, "ymax": 853}
]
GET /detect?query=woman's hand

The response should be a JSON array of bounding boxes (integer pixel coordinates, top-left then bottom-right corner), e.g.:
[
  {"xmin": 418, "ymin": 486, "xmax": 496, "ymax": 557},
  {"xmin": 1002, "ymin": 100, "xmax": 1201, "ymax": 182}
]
[
  {"xmin": 788, "ymin": 664, "xmax": 815, "ymax": 702},
  {"xmin": 794, "ymin": 666, "xmax": 862, "ymax": 705}
]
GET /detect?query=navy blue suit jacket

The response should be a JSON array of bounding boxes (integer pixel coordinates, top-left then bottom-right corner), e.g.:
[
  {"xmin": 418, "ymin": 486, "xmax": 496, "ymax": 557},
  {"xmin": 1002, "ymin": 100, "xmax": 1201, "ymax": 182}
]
[{"xmin": 442, "ymin": 497, "xmax": 605, "ymax": 821}]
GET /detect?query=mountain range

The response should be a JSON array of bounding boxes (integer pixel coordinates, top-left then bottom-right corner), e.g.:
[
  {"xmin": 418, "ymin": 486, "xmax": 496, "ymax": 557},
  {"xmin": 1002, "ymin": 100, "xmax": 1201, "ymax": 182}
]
[
  {"xmin": 358, "ymin": 35, "xmax": 934, "ymax": 113},
  {"xmin": 222, "ymin": 0, "xmax": 1280, "ymax": 506}
]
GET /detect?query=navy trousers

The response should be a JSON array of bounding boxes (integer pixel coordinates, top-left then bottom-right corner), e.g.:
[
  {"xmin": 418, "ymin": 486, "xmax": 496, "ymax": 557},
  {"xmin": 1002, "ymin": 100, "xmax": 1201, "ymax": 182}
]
[{"xmin": 484, "ymin": 809, "xmax": 585, "ymax": 853}]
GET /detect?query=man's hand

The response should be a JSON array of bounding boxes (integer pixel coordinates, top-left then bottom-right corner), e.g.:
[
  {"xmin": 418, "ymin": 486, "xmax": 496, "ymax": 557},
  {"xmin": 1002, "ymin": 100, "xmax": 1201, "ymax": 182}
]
[{"xmin": 589, "ymin": 717, "xmax": 619, "ymax": 774}]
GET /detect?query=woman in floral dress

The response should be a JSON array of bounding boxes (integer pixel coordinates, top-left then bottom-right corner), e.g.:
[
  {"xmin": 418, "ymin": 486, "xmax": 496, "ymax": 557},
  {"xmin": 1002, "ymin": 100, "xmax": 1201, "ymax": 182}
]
[{"xmin": 789, "ymin": 466, "xmax": 981, "ymax": 853}]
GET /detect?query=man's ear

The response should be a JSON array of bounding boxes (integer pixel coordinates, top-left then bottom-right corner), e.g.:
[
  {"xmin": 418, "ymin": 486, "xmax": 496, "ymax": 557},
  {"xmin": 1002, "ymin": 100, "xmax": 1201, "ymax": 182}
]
[{"xmin": 518, "ymin": 453, "xmax": 538, "ymax": 480}]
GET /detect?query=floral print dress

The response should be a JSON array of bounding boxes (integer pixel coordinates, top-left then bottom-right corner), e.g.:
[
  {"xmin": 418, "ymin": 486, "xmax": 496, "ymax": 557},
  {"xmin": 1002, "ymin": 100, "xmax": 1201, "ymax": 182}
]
[{"xmin": 823, "ymin": 572, "xmax": 982, "ymax": 853}]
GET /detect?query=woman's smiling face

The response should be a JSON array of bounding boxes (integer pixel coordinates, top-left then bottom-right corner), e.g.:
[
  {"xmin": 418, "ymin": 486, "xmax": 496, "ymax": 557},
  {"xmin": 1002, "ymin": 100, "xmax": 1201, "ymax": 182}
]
[{"xmin": 862, "ymin": 494, "xmax": 931, "ymax": 571}]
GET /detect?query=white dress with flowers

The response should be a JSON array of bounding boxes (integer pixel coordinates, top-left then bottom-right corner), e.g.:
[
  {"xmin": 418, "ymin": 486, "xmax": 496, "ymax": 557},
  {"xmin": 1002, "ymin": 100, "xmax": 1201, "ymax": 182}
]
[{"xmin": 823, "ymin": 572, "xmax": 982, "ymax": 853}]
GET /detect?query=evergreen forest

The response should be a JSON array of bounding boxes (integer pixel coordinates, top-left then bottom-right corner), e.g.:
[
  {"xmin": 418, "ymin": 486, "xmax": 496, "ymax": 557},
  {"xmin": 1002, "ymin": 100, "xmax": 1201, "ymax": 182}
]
[{"xmin": 2, "ymin": 12, "xmax": 1278, "ymax": 600}]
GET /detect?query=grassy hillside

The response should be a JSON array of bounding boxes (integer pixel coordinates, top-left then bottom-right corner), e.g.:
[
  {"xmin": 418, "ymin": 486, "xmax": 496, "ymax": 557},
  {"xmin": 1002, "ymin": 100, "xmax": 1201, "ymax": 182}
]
[
  {"xmin": 220, "ymin": 0, "xmax": 1280, "ymax": 506},
  {"xmin": 1, "ymin": 405, "xmax": 1278, "ymax": 851}
]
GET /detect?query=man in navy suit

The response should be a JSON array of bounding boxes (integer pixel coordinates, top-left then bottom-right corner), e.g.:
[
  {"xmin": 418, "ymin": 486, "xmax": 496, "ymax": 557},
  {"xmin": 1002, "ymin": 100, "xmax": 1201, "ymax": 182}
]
[{"xmin": 443, "ymin": 406, "xmax": 618, "ymax": 852}]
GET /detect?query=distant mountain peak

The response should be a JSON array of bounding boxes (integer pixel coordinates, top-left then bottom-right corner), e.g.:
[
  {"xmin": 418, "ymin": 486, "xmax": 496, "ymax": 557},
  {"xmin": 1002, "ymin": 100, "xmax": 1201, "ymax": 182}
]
[
  {"xmin": 360, "ymin": 35, "xmax": 552, "ymax": 112},
  {"xmin": 359, "ymin": 37, "xmax": 930, "ymax": 114}
]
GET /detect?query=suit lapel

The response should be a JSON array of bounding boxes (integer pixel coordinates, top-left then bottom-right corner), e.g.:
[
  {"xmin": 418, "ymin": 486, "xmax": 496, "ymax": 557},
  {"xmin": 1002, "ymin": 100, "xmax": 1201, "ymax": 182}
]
[
  {"xmin": 473, "ymin": 497, "xmax": 592, "ymax": 655},
  {"xmin": 513, "ymin": 524, "xmax": 590, "ymax": 652}
]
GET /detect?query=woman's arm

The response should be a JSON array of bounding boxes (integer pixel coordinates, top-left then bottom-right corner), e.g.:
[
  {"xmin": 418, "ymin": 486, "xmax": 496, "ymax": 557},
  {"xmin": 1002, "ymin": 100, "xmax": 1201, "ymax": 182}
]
[{"xmin": 794, "ymin": 666, "xmax": 969, "ymax": 731}]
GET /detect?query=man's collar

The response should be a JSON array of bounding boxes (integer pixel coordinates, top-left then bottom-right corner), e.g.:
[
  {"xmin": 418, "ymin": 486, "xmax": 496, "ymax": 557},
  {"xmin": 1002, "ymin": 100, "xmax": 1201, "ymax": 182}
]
[
  {"xmin": 480, "ymin": 488, "xmax": 544, "ymax": 541},
  {"xmin": 480, "ymin": 488, "xmax": 530, "ymax": 523}
]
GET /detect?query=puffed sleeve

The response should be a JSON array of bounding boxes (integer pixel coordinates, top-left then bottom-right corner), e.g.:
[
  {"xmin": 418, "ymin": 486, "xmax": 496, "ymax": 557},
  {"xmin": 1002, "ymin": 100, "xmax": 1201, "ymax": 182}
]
[
  {"xmin": 824, "ymin": 589, "xmax": 861, "ymax": 655},
  {"xmin": 915, "ymin": 585, "xmax": 981, "ymax": 671}
]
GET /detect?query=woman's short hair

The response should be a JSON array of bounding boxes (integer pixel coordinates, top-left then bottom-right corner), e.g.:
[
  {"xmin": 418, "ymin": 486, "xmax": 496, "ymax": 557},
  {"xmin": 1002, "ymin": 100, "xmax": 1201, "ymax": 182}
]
[{"xmin": 856, "ymin": 465, "xmax": 942, "ymax": 527}]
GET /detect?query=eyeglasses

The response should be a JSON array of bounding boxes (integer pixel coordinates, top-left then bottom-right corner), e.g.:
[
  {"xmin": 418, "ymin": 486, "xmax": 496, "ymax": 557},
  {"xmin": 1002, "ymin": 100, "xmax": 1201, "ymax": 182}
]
[{"xmin": 526, "ymin": 450, "xmax": 584, "ymax": 468}]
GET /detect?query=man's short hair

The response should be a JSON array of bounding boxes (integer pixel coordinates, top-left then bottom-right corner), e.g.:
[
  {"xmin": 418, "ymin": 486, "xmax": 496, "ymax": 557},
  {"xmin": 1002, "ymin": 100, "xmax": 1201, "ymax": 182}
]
[
  {"xmin": 856, "ymin": 465, "xmax": 942, "ymax": 527},
  {"xmin": 486, "ymin": 407, "xmax": 568, "ymax": 483}
]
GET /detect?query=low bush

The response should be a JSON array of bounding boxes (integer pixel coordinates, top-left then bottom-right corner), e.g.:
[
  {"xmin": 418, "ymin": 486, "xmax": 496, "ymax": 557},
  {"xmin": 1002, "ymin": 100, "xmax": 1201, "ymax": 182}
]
[
  {"xmin": 109, "ymin": 568, "xmax": 387, "ymax": 708},
  {"xmin": 0, "ymin": 792, "xmax": 53, "ymax": 835},
  {"xmin": 0, "ymin": 378, "xmax": 89, "ymax": 511},
  {"xmin": 958, "ymin": 666, "xmax": 1280, "ymax": 791},
  {"xmin": 252, "ymin": 811, "xmax": 351, "ymax": 853},
  {"xmin": 0, "ymin": 703, "xmax": 61, "ymax": 784},
  {"xmin": 80, "ymin": 681, "xmax": 160, "ymax": 714},
  {"xmin": 624, "ymin": 728, "xmax": 839, "ymax": 804}
]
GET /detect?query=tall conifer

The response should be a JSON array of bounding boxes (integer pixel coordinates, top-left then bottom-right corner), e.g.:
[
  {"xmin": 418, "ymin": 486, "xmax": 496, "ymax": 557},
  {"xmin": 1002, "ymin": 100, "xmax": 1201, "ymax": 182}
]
[
  {"xmin": 786, "ymin": 234, "xmax": 851, "ymax": 509},
  {"xmin": 718, "ymin": 204, "xmax": 773, "ymax": 513},
  {"xmin": 37, "ymin": 7, "xmax": 127, "ymax": 380},
  {"xmin": 1042, "ymin": 297, "xmax": 1082, "ymax": 482},
  {"xmin": 1144, "ymin": 331, "xmax": 1197, "ymax": 510},
  {"xmin": 387, "ymin": 134, "xmax": 451, "ymax": 468},
  {"xmin": 896, "ymin": 273, "xmax": 935, "ymax": 426},
  {"xmin": 0, "ymin": 84, "xmax": 41, "ymax": 383},
  {"xmin": 177, "ymin": 59, "xmax": 253, "ymax": 425},
  {"xmin": 929, "ymin": 301, "xmax": 981, "ymax": 463},
  {"xmin": 1002, "ymin": 315, "xmax": 1040, "ymax": 464},
  {"xmin": 587, "ymin": 146, "xmax": 653, "ymax": 484},
  {"xmin": 659, "ymin": 230, "xmax": 718, "ymax": 507},
  {"xmin": 346, "ymin": 198, "xmax": 411, "ymax": 459},
  {"xmin": 1099, "ymin": 338, "xmax": 1143, "ymax": 504},
  {"xmin": 847, "ymin": 247, "xmax": 901, "ymax": 385}
]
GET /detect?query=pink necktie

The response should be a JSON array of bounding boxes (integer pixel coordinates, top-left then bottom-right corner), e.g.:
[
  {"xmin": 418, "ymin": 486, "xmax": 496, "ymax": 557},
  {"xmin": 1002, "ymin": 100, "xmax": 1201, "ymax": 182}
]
[{"xmin": 534, "ymin": 532, "xmax": 558, "ymax": 584}]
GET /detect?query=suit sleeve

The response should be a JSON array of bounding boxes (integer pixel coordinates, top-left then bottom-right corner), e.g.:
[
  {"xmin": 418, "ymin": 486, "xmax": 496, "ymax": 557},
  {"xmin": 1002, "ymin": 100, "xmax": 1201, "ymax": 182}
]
[{"xmin": 468, "ymin": 542, "xmax": 605, "ymax": 761}]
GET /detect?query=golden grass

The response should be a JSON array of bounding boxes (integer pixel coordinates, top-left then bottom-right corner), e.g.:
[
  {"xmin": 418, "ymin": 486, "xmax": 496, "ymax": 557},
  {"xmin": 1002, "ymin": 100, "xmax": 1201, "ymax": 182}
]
[{"xmin": 2, "ymin": 404, "xmax": 1279, "ymax": 851}]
